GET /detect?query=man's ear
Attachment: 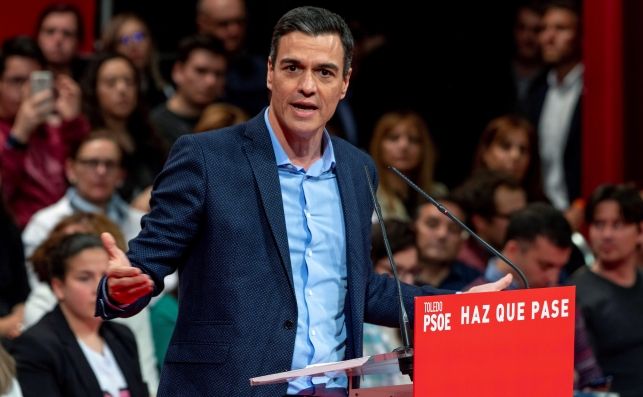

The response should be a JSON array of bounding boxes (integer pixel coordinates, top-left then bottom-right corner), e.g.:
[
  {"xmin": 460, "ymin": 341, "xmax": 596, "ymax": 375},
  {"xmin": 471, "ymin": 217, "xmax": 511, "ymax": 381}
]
[{"xmin": 266, "ymin": 58, "xmax": 273, "ymax": 91}]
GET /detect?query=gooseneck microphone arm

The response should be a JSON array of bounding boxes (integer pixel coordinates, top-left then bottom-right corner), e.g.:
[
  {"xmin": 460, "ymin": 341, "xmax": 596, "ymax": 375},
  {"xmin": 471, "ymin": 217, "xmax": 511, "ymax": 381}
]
[
  {"xmin": 364, "ymin": 166, "xmax": 414, "ymax": 379},
  {"xmin": 388, "ymin": 166, "xmax": 530, "ymax": 289}
]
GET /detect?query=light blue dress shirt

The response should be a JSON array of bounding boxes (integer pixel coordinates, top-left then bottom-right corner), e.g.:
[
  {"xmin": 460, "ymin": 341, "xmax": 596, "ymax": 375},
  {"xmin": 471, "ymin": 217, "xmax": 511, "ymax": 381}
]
[{"xmin": 264, "ymin": 109, "xmax": 348, "ymax": 394}]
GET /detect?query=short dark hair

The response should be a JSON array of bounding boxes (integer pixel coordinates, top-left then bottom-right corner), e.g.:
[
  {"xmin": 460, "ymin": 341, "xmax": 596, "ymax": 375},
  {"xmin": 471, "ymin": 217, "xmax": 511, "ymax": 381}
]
[
  {"xmin": 0, "ymin": 36, "xmax": 46, "ymax": 76},
  {"xmin": 36, "ymin": 233, "xmax": 104, "ymax": 284},
  {"xmin": 176, "ymin": 34, "xmax": 226, "ymax": 64},
  {"xmin": 453, "ymin": 170, "xmax": 523, "ymax": 223},
  {"xmin": 505, "ymin": 203, "xmax": 572, "ymax": 249},
  {"xmin": 269, "ymin": 6, "xmax": 354, "ymax": 77},
  {"xmin": 35, "ymin": 3, "xmax": 85, "ymax": 45},
  {"xmin": 414, "ymin": 193, "xmax": 467, "ymax": 221},
  {"xmin": 585, "ymin": 184, "xmax": 643, "ymax": 225},
  {"xmin": 371, "ymin": 220, "xmax": 415, "ymax": 263}
]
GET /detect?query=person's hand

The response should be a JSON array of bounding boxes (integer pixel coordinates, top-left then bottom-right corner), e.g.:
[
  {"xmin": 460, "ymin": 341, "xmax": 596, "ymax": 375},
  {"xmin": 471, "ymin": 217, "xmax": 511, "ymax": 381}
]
[
  {"xmin": 0, "ymin": 309, "xmax": 24, "ymax": 339},
  {"xmin": 11, "ymin": 87, "xmax": 54, "ymax": 142},
  {"xmin": 465, "ymin": 274, "xmax": 513, "ymax": 293},
  {"xmin": 54, "ymin": 74, "xmax": 81, "ymax": 121},
  {"xmin": 102, "ymin": 232, "xmax": 154, "ymax": 305}
]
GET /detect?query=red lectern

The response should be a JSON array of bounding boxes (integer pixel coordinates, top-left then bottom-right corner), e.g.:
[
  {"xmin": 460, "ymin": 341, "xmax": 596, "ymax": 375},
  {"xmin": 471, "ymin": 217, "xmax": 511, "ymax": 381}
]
[
  {"xmin": 250, "ymin": 286, "xmax": 575, "ymax": 396},
  {"xmin": 414, "ymin": 286, "xmax": 576, "ymax": 396}
]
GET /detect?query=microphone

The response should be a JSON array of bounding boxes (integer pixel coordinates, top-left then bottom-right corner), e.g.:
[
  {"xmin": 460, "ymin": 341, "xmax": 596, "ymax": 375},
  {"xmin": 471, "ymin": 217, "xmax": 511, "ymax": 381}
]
[
  {"xmin": 387, "ymin": 166, "xmax": 530, "ymax": 289},
  {"xmin": 363, "ymin": 166, "xmax": 413, "ymax": 380}
]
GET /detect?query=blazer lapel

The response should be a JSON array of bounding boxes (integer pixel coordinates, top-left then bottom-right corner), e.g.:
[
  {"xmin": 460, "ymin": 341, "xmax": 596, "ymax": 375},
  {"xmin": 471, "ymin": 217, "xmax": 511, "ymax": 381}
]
[
  {"xmin": 241, "ymin": 115, "xmax": 294, "ymax": 292},
  {"xmin": 51, "ymin": 306, "xmax": 102, "ymax": 395}
]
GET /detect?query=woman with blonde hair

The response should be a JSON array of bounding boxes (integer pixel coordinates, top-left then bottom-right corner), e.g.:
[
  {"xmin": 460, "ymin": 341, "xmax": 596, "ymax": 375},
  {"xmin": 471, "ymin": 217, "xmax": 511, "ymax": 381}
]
[{"xmin": 369, "ymin": 110, "xmax": 445, "ymax": 221}]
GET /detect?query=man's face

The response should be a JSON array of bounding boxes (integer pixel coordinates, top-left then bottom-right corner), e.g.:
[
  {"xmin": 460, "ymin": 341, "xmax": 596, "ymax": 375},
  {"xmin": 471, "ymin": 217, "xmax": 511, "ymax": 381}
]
[
  {"xmin": 514, "ymin": 8, "xmax": 542, "ymax": 62},
  {"xmin": 267, "ymin": 32, "xmax": 350, "ymax": 142},
  {"xmin": 37, "ymin": 12, "xmax": 79, "ymax": 66},
  {"xmin": 0, "ymin": 56, "xmax": 41, "ymax": 119},
  {"xmin": 505, "ymin": 236, "xmax": 571, "ymax": 288},
  {"xmin": 197, "ymin": 0, "xmax": 246, "ymax": 53},
  {"xmin": 415, "ymin": 201, "xmax": 466, "ymax": 264},
  {"xmin": 589, "ymin": 200, "xmax": 643, "ymax": 267},
  {"xmin": 539, "ymin": 8, "xmax": 580, "ymax": 66},
  {"xmin": 477, "ymin": 186, "xmax": 527, "ymax": 248},
  {"xmin": 374, "ymin": 246, "xmax": 419, "ymax": 285},
  {"xmin": 173, "ymin": 49, "xmax": 226, "ymax": 108}
]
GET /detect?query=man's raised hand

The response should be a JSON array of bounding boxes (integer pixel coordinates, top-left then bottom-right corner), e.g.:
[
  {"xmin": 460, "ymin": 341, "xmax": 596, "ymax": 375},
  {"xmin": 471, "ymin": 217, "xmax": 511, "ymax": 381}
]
[{"xmin": 102, "ymin": 232, "xmax": 154, "ymax": 305}]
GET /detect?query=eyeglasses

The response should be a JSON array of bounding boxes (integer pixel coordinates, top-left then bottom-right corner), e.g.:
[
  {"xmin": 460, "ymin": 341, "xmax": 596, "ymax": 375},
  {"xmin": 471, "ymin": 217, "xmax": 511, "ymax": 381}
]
[
  {"xmin": 75, "ymin": 158, "xmax": 120, "ymax": 172},
  {"xmin": 119, "ymin": 31, "xmax": 146, "ymax": 46}
]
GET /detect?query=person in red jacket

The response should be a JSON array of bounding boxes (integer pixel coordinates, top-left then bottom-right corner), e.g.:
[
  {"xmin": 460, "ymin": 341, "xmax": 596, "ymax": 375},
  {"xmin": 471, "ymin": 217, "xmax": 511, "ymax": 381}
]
[{"xmin": 0, "ymin": 36, "xmax": 89, "ymax": 228}]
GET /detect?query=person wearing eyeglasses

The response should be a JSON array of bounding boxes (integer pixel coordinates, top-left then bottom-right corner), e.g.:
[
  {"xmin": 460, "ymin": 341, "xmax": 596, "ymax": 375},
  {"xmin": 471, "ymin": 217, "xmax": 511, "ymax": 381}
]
[
  {"xmin": 20, "ymin": 132, "xmax": 161, "ymax": 394},
  {"xmin": 100, "ymin": 13, "xmax": 174, "ymax": 109},
  {"xmin": 22, "ymin": 132, "xmax": 143, "ymax": 264}
]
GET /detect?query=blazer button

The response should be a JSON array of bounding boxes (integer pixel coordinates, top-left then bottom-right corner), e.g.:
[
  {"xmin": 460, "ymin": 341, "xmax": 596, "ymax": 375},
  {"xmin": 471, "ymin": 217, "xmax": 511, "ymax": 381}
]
[{"xmin": 283, "ymin": 320, "xmax": 295, "ymax": 330}]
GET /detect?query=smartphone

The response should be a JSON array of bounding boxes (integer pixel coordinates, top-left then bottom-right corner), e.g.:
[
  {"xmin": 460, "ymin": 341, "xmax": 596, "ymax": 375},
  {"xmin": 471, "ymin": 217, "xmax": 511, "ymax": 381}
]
[{"xmin": 30, "ymin": 70, "xmax": 53, "ymax": 96}]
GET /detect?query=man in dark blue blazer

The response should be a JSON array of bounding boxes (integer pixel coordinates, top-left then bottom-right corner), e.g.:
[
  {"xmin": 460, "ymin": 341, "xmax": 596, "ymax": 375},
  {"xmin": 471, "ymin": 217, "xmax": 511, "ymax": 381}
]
[{"xmin": 96, "ymin": 6, "xmax": 511, "ymax": 396}]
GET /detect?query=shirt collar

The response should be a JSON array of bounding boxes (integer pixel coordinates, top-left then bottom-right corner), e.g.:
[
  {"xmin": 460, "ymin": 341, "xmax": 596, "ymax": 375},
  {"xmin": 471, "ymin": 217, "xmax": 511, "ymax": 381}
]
[
  {"xmin": 263, "ymin": 107, "xmax": 336, "ymax": 173},
  {"xmin": 547, "ymin": 63, "xmax": 584, "ymax": 90}
]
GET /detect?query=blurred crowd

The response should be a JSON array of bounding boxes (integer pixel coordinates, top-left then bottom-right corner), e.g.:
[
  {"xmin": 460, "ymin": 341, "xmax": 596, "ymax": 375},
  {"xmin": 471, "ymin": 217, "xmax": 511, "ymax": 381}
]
[{"xmin": 0, "ymin": 1, "xmax": 641, "ymax": 397}]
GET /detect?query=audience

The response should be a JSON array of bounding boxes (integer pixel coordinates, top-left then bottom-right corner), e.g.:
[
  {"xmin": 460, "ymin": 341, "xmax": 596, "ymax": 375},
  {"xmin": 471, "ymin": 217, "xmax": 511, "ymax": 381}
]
[
  {"xmin": 34, "ymin": 3, "xmax": 86, "ymax": 81},
  {"xmin": 573, "ymin": 184, "xmax": 643, "ymax": 397},
  {"xmin": 100, "ymin": 13, "xmax": 173, "ymax": 108},
  {"xmin": 0, "ymin": 36, "xmax": 89, "ymax": 228},
  {"xmin": 414, "ymin": 197, "xmax": 481, "ymax": 290},
  {"xmin": 369, "ymin": 110, "xmax": 446, "ymax": 222},
  {"xmin": 150, "ymin": 35, "xmax": 227, "ymax": 147},
  {"xmin": 196, "ymin": 0, "xmax": 267, "ymax": 115},
  {"xmin": 82, "ymin": 52, "xmax": 167, "ymax": 202},
  {"xmin": 10, "ymin": 233, "xmax": 149, "ymax": 397}
]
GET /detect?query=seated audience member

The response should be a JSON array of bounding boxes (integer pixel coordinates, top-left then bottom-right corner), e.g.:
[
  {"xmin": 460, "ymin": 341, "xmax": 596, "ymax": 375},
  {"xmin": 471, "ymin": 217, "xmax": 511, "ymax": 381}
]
[
  {"xmin": 0, "ymin": 344, "xmax": 22, "ymax": 397},
  {"xmin": 0, "ymin": 181, "xmax": 29, "ymax": 341},
  {"xmin": 196, "ymin": 0, "xmax": 268, "ymax": 115},
  {"xmin": 469, "ymin": 203, "xmax": 605, "ymax": 390},
  {"xmin": 22, "ymin": 133, "xmax": 144, "ymax": 260},
  {"xmin": 573, "ymin": 184, "xmax": 643, "ymax": 397},
  {"xmin": 151, "ymin": 35, "xmax": 227, "ymax": 147},
  {"xmin": 371, "ymin": 219, "xmax": 420, "ymax": 285},
  {"xmin": 369, "ymin": 110, "xmax": 446, "ymax": 221},
  {"xmin": 34, "ymin": 3, "xmax": 86, "ymax": 80},
  {"xmin": 0, "ymin": 36, "xmax": 89, "ymax": 228},
  {"xmin": 82, "ymin": 52, "xmax": 167, "ymax": 202},
  {"xmin": 472, "ymin": 114, "xmax": 545, "ymax": 202},
  {"xmin": 194, "ymin": 102, "xmax": 248, "ymax": 132},
  {"xmin": 100, "ymin": 13, "xmax": 173, "ymax": 108},
  {"xmin": 362, "ymin": 219, "xmax": 417, "ymax": 388},
  {"xmin": 453, "ymin": 170, "xmax": 526, "ymax": 272},
  {"xmin": 414, "ymin": 197, "xmax": 481, "ymax": 290},
  {"xmin": 10, "ymin": 233, "xmax": 148, "ymax": 397}
]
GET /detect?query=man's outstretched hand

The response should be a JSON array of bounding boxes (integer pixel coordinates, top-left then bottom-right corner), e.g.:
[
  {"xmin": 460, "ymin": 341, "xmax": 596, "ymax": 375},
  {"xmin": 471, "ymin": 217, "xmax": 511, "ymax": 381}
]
[
  {"xmin": 102, "ymin": 232, "xmax": 154, "ymax": 305},
  {"xmin": 465, "ymin": 274, "xmax": 513, "ymax": 294}
]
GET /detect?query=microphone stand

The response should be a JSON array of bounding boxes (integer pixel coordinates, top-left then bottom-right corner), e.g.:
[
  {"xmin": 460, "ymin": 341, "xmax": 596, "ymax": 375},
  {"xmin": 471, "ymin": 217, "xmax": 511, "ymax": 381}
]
[
  {"xmin": 388, "ymin": 166, "xmax": 529, "ymax": 289},
  {"xmin": 364, "ymin": 166, "xmax": 414, "ymax": 380}
]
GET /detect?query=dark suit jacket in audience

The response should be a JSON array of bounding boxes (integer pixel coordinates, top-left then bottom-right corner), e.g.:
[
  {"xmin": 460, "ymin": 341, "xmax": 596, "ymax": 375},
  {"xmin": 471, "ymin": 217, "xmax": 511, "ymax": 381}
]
[{"xmin": 10, "ymin": 305, "xmax": 148, "ymax": 397}]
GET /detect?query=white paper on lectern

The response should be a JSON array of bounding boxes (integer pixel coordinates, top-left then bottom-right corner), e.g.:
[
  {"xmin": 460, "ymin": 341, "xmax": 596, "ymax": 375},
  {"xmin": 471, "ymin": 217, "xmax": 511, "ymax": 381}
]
[{"xmin": 250, "ymin": 356, "xmax": 371, "ymax": 386}]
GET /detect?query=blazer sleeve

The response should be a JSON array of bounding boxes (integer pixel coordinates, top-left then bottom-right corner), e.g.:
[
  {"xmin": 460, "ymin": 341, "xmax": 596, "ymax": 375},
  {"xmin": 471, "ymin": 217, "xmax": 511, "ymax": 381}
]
[
  {"xmin": 96, "ymin": 134, "xmax": 207, "ymax": 319},
  {"xmin": 11, "ymin": 331, "xmax": 64, "ymax": 397}
]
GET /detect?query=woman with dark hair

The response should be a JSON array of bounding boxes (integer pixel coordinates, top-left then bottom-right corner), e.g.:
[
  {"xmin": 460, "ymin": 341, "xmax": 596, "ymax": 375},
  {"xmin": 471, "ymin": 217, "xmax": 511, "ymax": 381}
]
[
  {"xmin": 10, "ymin": 233, "xmax": 148, "ymax": 397},
  {"xmin": 99, "ymin": 13, "xmax": 173, "ymax": 108},
  {"xmin": 472, "ymin": 114, "xmax": 546, "ymax": 202},
  {"xmin": 82, "ymin": 52, "xmax": 168, "ymax": 201}
]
